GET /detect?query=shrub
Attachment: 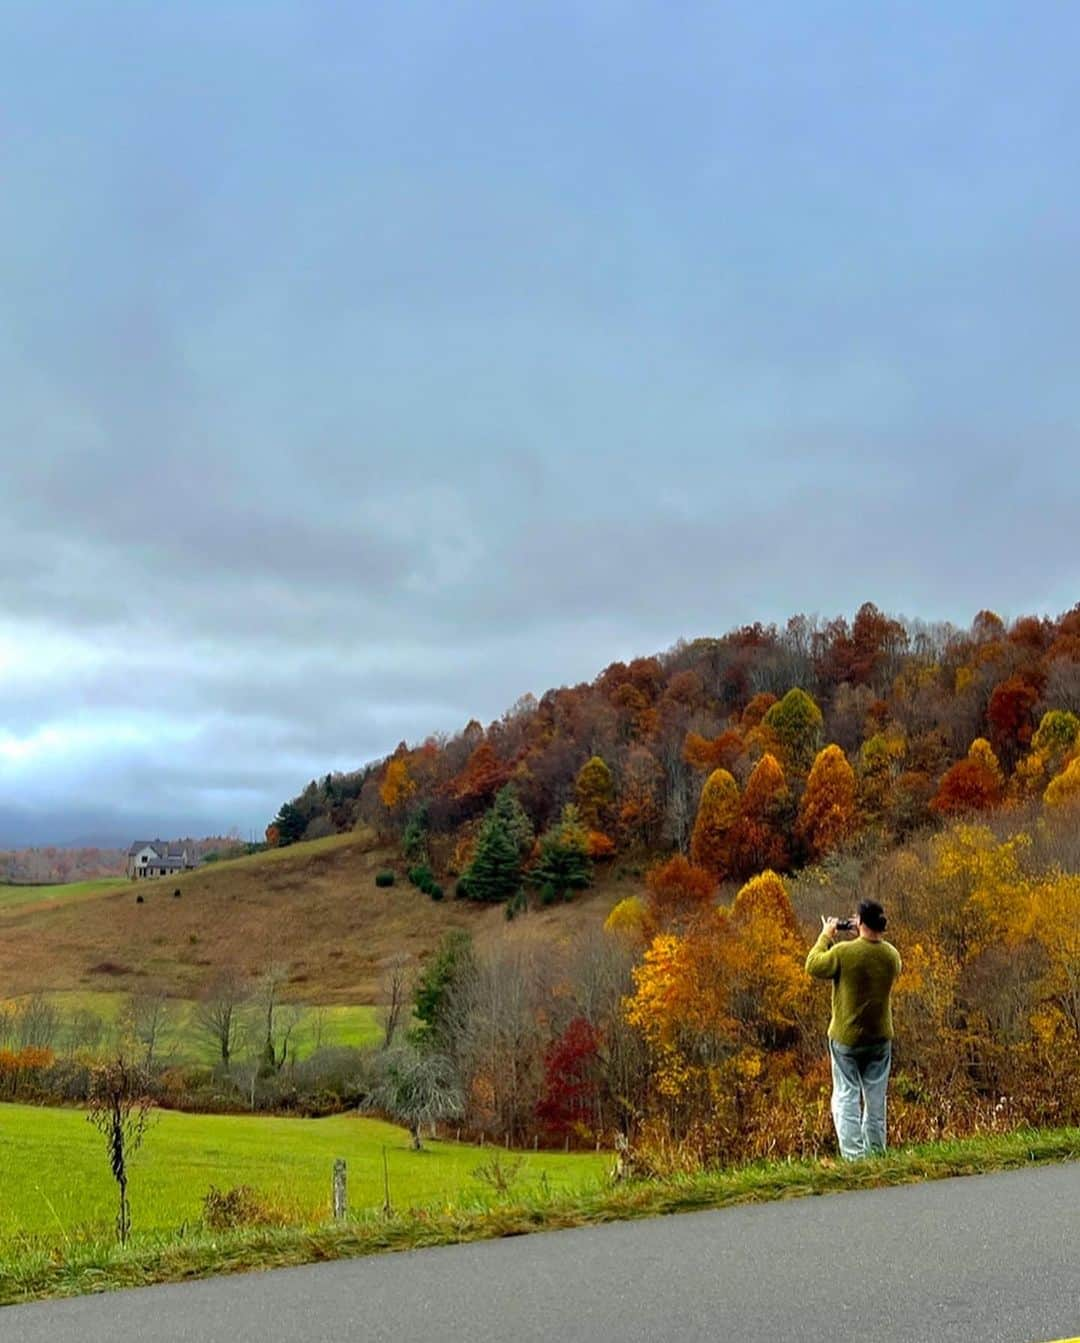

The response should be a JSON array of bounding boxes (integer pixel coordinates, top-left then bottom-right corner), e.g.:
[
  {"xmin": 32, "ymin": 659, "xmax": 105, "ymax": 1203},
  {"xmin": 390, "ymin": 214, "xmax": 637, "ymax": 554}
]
[
  {"xmin": 375, "ymin": 871, "xmax": 396, "ymax": 888},
  {"xmin": 202, "ymin": 1185, "xmax": 285, "ymax": 1231},
  {"xmin": 408, "ymin": 864, "xmax": 436, "ymax": 892},
  {"xmin": 429, "ymin": 883, "xmax": 444, "ymax": 901},
  {"xmin": 540, "ymin": 882, "xmax": 557, "ymax": 907}
]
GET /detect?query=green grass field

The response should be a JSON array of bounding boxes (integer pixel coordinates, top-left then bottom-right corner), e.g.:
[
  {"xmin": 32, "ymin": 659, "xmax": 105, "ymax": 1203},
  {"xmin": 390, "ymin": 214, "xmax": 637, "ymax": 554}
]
[
  {"xmin": 0, "ymin": 879, "xmax": 127, "ymax": 911},
  {"xmin": 2, "ymin": 990, "xmax": 382, "ymax": 1063},
  {"xmin": 0, "ymin": 1102, "xmax": 607, "ymax": 1240}
]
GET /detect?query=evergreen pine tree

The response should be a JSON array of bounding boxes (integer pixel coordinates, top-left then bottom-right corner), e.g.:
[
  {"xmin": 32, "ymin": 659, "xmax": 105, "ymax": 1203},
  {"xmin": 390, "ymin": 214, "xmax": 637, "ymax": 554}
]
[
  {"xmin": 490, "ymin": 785, "xmax": 534, "ymax": 854},
  {"xmin": 463, "ymin": 811, "xmax": 522, "ymax": 903},
  {"xmin": 529, "ymin": 804, "xmax": 591, "ymax": 900}
]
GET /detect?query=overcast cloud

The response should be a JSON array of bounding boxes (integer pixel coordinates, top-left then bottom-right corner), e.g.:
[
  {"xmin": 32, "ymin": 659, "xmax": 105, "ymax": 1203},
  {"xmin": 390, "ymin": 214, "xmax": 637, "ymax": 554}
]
[{"xmin": 2, "ymin": 2, "xmax": 1079, "ymax": 844}]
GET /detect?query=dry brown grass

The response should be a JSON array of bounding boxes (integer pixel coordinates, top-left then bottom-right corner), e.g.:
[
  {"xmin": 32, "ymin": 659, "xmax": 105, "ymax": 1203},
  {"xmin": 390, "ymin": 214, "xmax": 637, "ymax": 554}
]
[{"xmin": 0, "ymin": 830, "xmax": 633, "ymax": 1004}]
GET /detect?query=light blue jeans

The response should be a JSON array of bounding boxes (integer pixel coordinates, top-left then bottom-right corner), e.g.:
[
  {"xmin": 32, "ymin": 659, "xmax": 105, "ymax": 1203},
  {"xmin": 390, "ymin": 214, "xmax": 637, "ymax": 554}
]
[{"xmin": 828, "ymin": 1039, "xmax": 892, "ymax": 1160}]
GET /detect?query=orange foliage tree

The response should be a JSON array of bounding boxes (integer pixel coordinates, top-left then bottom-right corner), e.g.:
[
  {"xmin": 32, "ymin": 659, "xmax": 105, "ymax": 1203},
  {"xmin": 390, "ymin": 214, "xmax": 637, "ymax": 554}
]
[
  {"xmin": 451, "ymin": 742, "xmax": 510, "ymax": 805},
  {"xmin": 682, "ymin": 729, "xmax": 743, "ymax": 774},
  {"xmin": 796, "ymin": 745, "xmax": 857, "ymax": 859},
  {"xmin": 644, "ymin": 854, "xmax": 716, "ymax": 929},
  {"xmin": 930, "ymin": 738, "xmax": 1004, "ymax": 816},
  {"xmin": 727, "ymin": 753, "xmax": 790, "ymax": 879}
]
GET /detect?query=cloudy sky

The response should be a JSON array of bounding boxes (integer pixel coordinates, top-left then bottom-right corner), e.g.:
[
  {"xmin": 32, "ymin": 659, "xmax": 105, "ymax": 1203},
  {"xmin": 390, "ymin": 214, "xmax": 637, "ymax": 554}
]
[{"xmin": 2, "ymin": 2, "xmax": 1078, "ymax": 845}]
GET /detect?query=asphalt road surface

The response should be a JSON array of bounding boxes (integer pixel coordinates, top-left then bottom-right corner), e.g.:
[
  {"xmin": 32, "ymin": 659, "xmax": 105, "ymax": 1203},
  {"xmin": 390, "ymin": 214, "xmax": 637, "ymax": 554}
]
[{"xmin": 5, "ymin": 1164, "xmax": 1078, "ymax": 1343}]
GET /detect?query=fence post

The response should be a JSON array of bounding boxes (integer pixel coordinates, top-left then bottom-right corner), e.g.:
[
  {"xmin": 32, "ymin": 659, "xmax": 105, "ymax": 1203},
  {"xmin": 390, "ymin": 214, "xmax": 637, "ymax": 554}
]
[{"xmin": 332, "ymin": 1158, "xmax": 347, "ymax": 1221}]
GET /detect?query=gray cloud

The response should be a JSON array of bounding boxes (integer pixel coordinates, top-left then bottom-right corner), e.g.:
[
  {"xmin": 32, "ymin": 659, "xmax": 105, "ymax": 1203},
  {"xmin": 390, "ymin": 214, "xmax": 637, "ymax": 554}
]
[{"xmin": 2, "ymin": 1, "xmax": 1079, "ymax": 842}]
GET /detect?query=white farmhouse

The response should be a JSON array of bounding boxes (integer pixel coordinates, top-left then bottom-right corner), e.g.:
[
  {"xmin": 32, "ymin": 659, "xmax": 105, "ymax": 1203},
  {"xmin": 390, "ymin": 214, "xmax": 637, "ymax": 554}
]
[{"xmin": 125, "ymin": 840, "xmax": 200, "ymax": 880}]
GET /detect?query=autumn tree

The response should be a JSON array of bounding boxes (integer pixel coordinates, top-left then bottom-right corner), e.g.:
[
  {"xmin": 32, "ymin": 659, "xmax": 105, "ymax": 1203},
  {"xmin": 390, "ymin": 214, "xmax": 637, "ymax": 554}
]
[
  {"xmin": 644, "ymin": 854, "xmax": 715, "ymax": 929},
  {"xmin": 682, "ymin": 729, "xmax": 743, "ymax": 774},
  {"xmin": 796, "ymin": 745, "xmax": 857, "ymax": 859},
  {"xmin": 987, "ymin": 675, "xmax": 1040, "ymax": 769},
  {"xmin": 575, "ymin": 755, "xmax": 615, "ymax": 830},
  {"xmin": 617, "ymin": 746, "xmax": 663, "ymax": 849},
  {"xmin": 857, "ymin": 732, "xmax": 905, "ymax": 828},
  {"xmin": 452, "ymin": 741, "xmax": 510, "ymax": 805},
  {"xmin": 740, "ymin": 692, "xmax": 777, "ymax": 730},
  {"xmin": 1045, "ymin": 757, "xmax": 1080, "ymax": 809},
  {"xmin": 930, "ymin": 738, "xmax": 1005, "ymax": 816},
  {"xmin": 379, "ymin": 758, "xmax": 416, "ymax": 812},
  {"xmin": 690, "ymin": 768, "xmax": 740, "ymax": 876},
  {"xmin": 604, "ymin": 895, "xmax": 649, "ymax": 941},
  {"xmin": 1032, "ymin": 709, "xmax": 1080, "ymax": 763},
  {"xmin": 535, "ymin": 1016, "xmax": 601, "ymax": 1137},
  {"xmin": 762, "ymin": 688, "xmax": 823, "ymax": 773},
  {"xmin": 727, "ymin": 753, "xmax": 790, "ymax": 879}
]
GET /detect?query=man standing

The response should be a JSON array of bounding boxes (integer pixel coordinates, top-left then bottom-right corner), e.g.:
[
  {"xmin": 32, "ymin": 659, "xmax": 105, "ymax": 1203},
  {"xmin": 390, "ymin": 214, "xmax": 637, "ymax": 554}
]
[{"xmin": 805, "ymin": 899, "xmax": 901, "ymax": 1160}]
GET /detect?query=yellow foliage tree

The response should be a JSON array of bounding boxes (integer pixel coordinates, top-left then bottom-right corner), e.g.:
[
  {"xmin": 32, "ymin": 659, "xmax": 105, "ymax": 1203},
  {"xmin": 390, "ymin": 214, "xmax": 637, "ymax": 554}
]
[
  {"xmin": 575, "ymin": 755, "xmax": 614, "ymax": 829},
  {"xmin": 604, "ymin": 895, "xmax": 649, "ymax": 941},
  {"xmin": 379, "ymin": 758, "xmax": 416, "ymax": 811},
  {"xmin": 1045, "ymin": 757, "xmax": 1080, "ymax": 809},
  {"xmin": 690, "ymin": 769, "xmax": 740, "ymax": 876},
  {"xmin": 731, "ymin": 870, "xmax": 799, "ymax": 940}
]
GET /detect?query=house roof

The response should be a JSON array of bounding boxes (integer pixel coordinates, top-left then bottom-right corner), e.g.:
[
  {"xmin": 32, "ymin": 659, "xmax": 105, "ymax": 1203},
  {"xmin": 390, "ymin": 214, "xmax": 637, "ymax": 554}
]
[{"xmin": 127, "ymin": 840, "xmax": 195, "ymax": 861}]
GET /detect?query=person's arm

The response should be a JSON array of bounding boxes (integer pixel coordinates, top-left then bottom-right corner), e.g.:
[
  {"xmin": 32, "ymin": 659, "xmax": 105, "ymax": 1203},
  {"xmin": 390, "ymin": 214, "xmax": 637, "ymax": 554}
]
[{"xmin": 805, "ymin": 918, "xmax": 842, "ymax": 980}]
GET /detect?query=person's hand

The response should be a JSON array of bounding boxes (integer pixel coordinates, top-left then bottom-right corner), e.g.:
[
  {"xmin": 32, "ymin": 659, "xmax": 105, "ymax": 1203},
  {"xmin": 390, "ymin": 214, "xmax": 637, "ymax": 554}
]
[{"xmin": 821, "ymin": 916, "xmax": 840, "ymax": 940}]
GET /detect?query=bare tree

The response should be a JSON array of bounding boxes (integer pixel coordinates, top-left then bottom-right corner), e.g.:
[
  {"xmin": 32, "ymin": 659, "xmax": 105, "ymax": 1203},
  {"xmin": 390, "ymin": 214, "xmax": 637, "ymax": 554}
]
[
  {"xmin": 446, "ymin": 939, "xmax": 555, "ymax": 1143},
  {"xmin": 87, "ymin": 1055, "xmax": 154, "ymax": 1244},
  {"xmin": 67, "ymin": 1008, "xmax": 106, "ymax": 1058},
  {"xmin": 377, "ymin": 953, "xmax": 412, "ymax": 1050},
  {"xmin": 253, "ymin": 962, "xmax": 304, "ymax": 1073},
  {"xmin": 16, "ymin": 993, "xmax": 60, "ymax": 1050},
  {"xmin": 310, "ymin": 1004, "xmax": 329, "ymax": 1052},
  {"xmin": 194, "ymin": 970, "xmax": 249, "ymax": 1071},
  {"xmin": 120, "ymin": 990, "xmax": 172, "ymax": 1071}
]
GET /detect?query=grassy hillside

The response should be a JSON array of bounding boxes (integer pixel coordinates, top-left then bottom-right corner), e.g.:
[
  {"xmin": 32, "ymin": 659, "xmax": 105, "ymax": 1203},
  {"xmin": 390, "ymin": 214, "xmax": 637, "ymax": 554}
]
[
  {"xmin": 0, "ymin": 878, "xmax": 129, "ymax": 911},
  {"xmin": 0, "ymin": 1102, "xmax": 606, "ymax": 1238},
  {"xmin": 1, "ymin": 989, "xmax": 382, "ymax": 1062},
  {"xmin": 0, "ymin": 830, "xmax": 633, "ymax": 1004}
]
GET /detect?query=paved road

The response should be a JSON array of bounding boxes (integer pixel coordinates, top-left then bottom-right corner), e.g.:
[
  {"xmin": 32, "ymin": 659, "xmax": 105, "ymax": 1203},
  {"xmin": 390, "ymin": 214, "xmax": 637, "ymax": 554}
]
[{"xmin": 5, "ymin": 1164, "xmax": 1079, "ymax": 1343}]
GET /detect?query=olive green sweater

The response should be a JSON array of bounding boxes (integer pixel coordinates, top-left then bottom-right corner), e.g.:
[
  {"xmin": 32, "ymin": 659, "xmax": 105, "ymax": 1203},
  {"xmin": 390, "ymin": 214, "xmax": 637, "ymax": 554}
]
[{"xmin": 805, "ymin": 932, "xmax": 902, "ymax": 1047}]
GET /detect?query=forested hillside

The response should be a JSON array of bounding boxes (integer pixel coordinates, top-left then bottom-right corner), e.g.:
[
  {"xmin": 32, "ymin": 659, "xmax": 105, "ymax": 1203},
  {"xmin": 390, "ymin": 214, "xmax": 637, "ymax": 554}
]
[
  {"xmin": 270, "ymin": 603, "xmax": 1080, "ymax": 886},
  {"xmin": 253, "ymin": 602, "xmax": 1080, "ymax": 1162}
]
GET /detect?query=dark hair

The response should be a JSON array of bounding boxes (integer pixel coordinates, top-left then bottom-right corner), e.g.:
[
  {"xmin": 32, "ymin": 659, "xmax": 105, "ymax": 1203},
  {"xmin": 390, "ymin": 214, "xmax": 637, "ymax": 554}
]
[{"xmin": 858, "ymin": 899, "xmax": 887, "ymax": 933}]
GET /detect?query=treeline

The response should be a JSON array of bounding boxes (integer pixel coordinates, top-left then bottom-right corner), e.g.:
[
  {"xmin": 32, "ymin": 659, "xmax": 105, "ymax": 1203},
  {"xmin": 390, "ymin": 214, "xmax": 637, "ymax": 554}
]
[
  {"xmin": 0, "ymin": 847, "xmax": 127, "ymax": 885},
  {"xmin": 269, "ymin": 603, "xmax": 1080, "ymax": 884}
]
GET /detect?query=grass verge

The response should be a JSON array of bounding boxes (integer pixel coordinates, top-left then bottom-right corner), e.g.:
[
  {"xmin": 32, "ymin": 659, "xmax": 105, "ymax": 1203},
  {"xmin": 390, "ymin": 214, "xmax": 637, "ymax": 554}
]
[{"xmin": 2, "ymin": 1125, "xmax": 1077, "ymax": 1307}]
